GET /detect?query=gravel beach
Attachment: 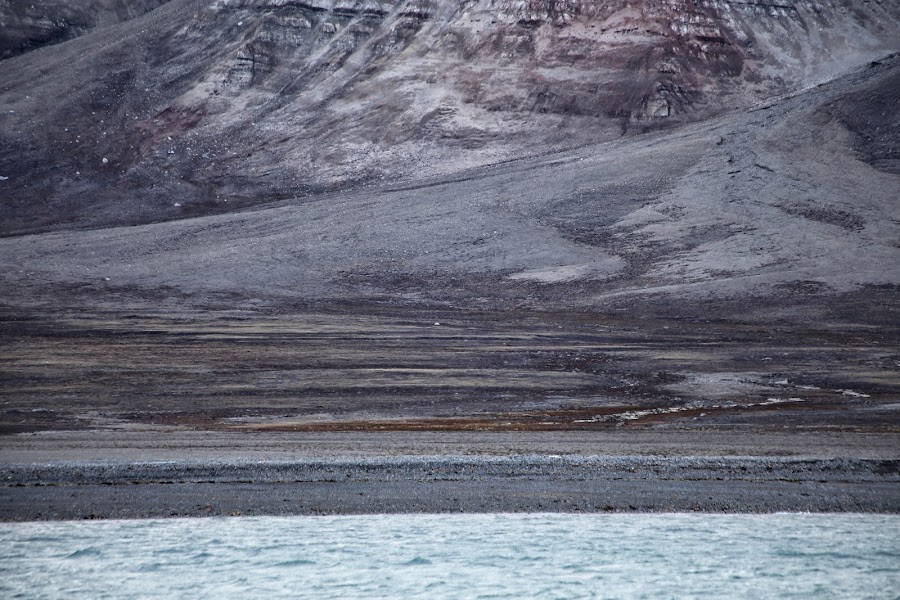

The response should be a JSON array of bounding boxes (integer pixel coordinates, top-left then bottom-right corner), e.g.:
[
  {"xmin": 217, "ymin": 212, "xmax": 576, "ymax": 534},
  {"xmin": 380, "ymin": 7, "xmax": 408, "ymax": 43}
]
[{"xmin": 2, "ymin": 431, "xmax": 897, "ymax": 520}]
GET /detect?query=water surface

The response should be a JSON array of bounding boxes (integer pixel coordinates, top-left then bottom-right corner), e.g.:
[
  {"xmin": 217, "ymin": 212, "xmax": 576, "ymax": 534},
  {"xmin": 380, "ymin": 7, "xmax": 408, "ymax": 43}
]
[{"xmin": 1, "ymin": 514, "xmax": 897, "ymax": 599}]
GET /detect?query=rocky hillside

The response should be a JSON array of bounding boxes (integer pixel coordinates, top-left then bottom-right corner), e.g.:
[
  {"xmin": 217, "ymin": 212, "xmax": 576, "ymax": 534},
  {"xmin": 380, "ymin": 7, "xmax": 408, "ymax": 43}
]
[
  {"xmin": 0, "ymin": 0, "xmax": 898, "ymax": 233},
  {"xmin": 0, "ymin": 0, "xmax": 170, "ymax": 59},
  {"xmin": 2, "ymin": 54, "xmax": 898, "ymax": 321}
]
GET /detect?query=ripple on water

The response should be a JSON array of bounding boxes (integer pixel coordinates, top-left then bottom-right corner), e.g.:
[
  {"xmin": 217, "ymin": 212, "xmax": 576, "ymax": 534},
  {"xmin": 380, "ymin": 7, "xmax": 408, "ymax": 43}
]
[{"xmin": 0, "ymin": 514, "xmax": 897, "ymax": 599}]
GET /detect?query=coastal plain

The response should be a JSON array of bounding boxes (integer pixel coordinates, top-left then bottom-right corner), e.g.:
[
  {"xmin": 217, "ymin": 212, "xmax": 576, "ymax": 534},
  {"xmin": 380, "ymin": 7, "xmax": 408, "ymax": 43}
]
[{"xmin": 1, "ymin": 305, "xmax": 897, "ymax": 518}]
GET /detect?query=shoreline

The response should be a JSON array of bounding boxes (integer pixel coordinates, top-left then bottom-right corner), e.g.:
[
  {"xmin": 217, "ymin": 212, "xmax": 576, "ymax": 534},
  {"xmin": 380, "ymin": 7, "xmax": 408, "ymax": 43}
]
[{"xmin": 2, "ymin": 430, "xmax": 897, "ymax": 520}]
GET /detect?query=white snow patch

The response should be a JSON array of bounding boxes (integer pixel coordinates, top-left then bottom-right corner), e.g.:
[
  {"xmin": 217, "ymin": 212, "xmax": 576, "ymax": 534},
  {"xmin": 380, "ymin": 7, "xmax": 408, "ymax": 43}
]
[{"xmin": 573, "ymin": 397, "xmax": 805, "ymax": 424}]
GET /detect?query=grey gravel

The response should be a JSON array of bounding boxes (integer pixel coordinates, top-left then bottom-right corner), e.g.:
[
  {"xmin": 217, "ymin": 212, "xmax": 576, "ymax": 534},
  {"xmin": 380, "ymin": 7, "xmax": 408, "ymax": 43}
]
[{"xmin": 2, "ymin": 450, "xmax": 897, "ymax": 520}]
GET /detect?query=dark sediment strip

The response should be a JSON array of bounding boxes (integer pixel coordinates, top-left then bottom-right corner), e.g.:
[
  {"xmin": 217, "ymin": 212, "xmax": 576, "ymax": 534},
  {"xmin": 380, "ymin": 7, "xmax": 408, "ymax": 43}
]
[{"xmin": 2, "ymin": 456, "xmax": 897, "ymax": 520}]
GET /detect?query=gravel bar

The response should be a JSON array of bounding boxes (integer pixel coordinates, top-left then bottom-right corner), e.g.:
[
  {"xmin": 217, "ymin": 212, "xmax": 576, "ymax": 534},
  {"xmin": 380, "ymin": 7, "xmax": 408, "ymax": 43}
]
[{"xmin": 2, "ymin": 455, "xmax": 897, "ymax": 520}]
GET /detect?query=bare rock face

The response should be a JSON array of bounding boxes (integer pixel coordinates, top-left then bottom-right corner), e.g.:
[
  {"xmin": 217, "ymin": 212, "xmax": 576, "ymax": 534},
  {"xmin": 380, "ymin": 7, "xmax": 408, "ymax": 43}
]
[
  {"xmin": 0, "ymin": 0, "xmax": 898, "ymax": 233},
  {"xmin": 0, "ymin": 0, "xmax": 171, "ymax": 59}
]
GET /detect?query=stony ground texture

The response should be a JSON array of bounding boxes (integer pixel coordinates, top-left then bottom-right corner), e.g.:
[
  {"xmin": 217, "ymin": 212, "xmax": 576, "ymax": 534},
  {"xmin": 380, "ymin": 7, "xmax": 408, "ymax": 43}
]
[{"xmin": 2, "ymin": 431, "xmax": 898, "ymax": 519}]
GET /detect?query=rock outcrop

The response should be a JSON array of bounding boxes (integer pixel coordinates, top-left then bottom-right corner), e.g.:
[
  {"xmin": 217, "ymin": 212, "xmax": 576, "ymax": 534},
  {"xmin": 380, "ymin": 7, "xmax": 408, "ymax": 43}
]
[{"xmin": 0, "ymin": 0, "xmax": 898, "ymax": 233}]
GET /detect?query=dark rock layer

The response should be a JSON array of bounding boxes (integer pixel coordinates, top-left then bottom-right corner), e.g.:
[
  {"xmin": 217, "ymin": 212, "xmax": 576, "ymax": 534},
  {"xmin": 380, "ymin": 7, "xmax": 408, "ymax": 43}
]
[{"xmin": 0, "ymin": 0, "xmax": 170, "ymax": 59}]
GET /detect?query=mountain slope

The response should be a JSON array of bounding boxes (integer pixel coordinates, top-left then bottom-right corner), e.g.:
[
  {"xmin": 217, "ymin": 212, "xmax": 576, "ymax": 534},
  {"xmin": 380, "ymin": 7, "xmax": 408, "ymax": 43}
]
[
  {"xmin": 2, "ymin": 54, "xmax": 897, "ymax": 323},
  {"xmin": 1, "ymin": 0, "xmax": 898, "ymax": 234},
  {"xmin": 0, "ymin": 0, "xmax": 171, "ymax": 59},
  {"xmin": 0, "ymin": 1, "xmax": 897, "ymax": 437}
]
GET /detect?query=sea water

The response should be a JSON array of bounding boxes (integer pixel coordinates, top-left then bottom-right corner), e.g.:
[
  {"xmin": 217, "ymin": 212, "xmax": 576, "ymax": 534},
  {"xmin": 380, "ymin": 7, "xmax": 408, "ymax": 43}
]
[{"xmin": 1, "ymin": 514, "xmax": 897, "ymax": 599}]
